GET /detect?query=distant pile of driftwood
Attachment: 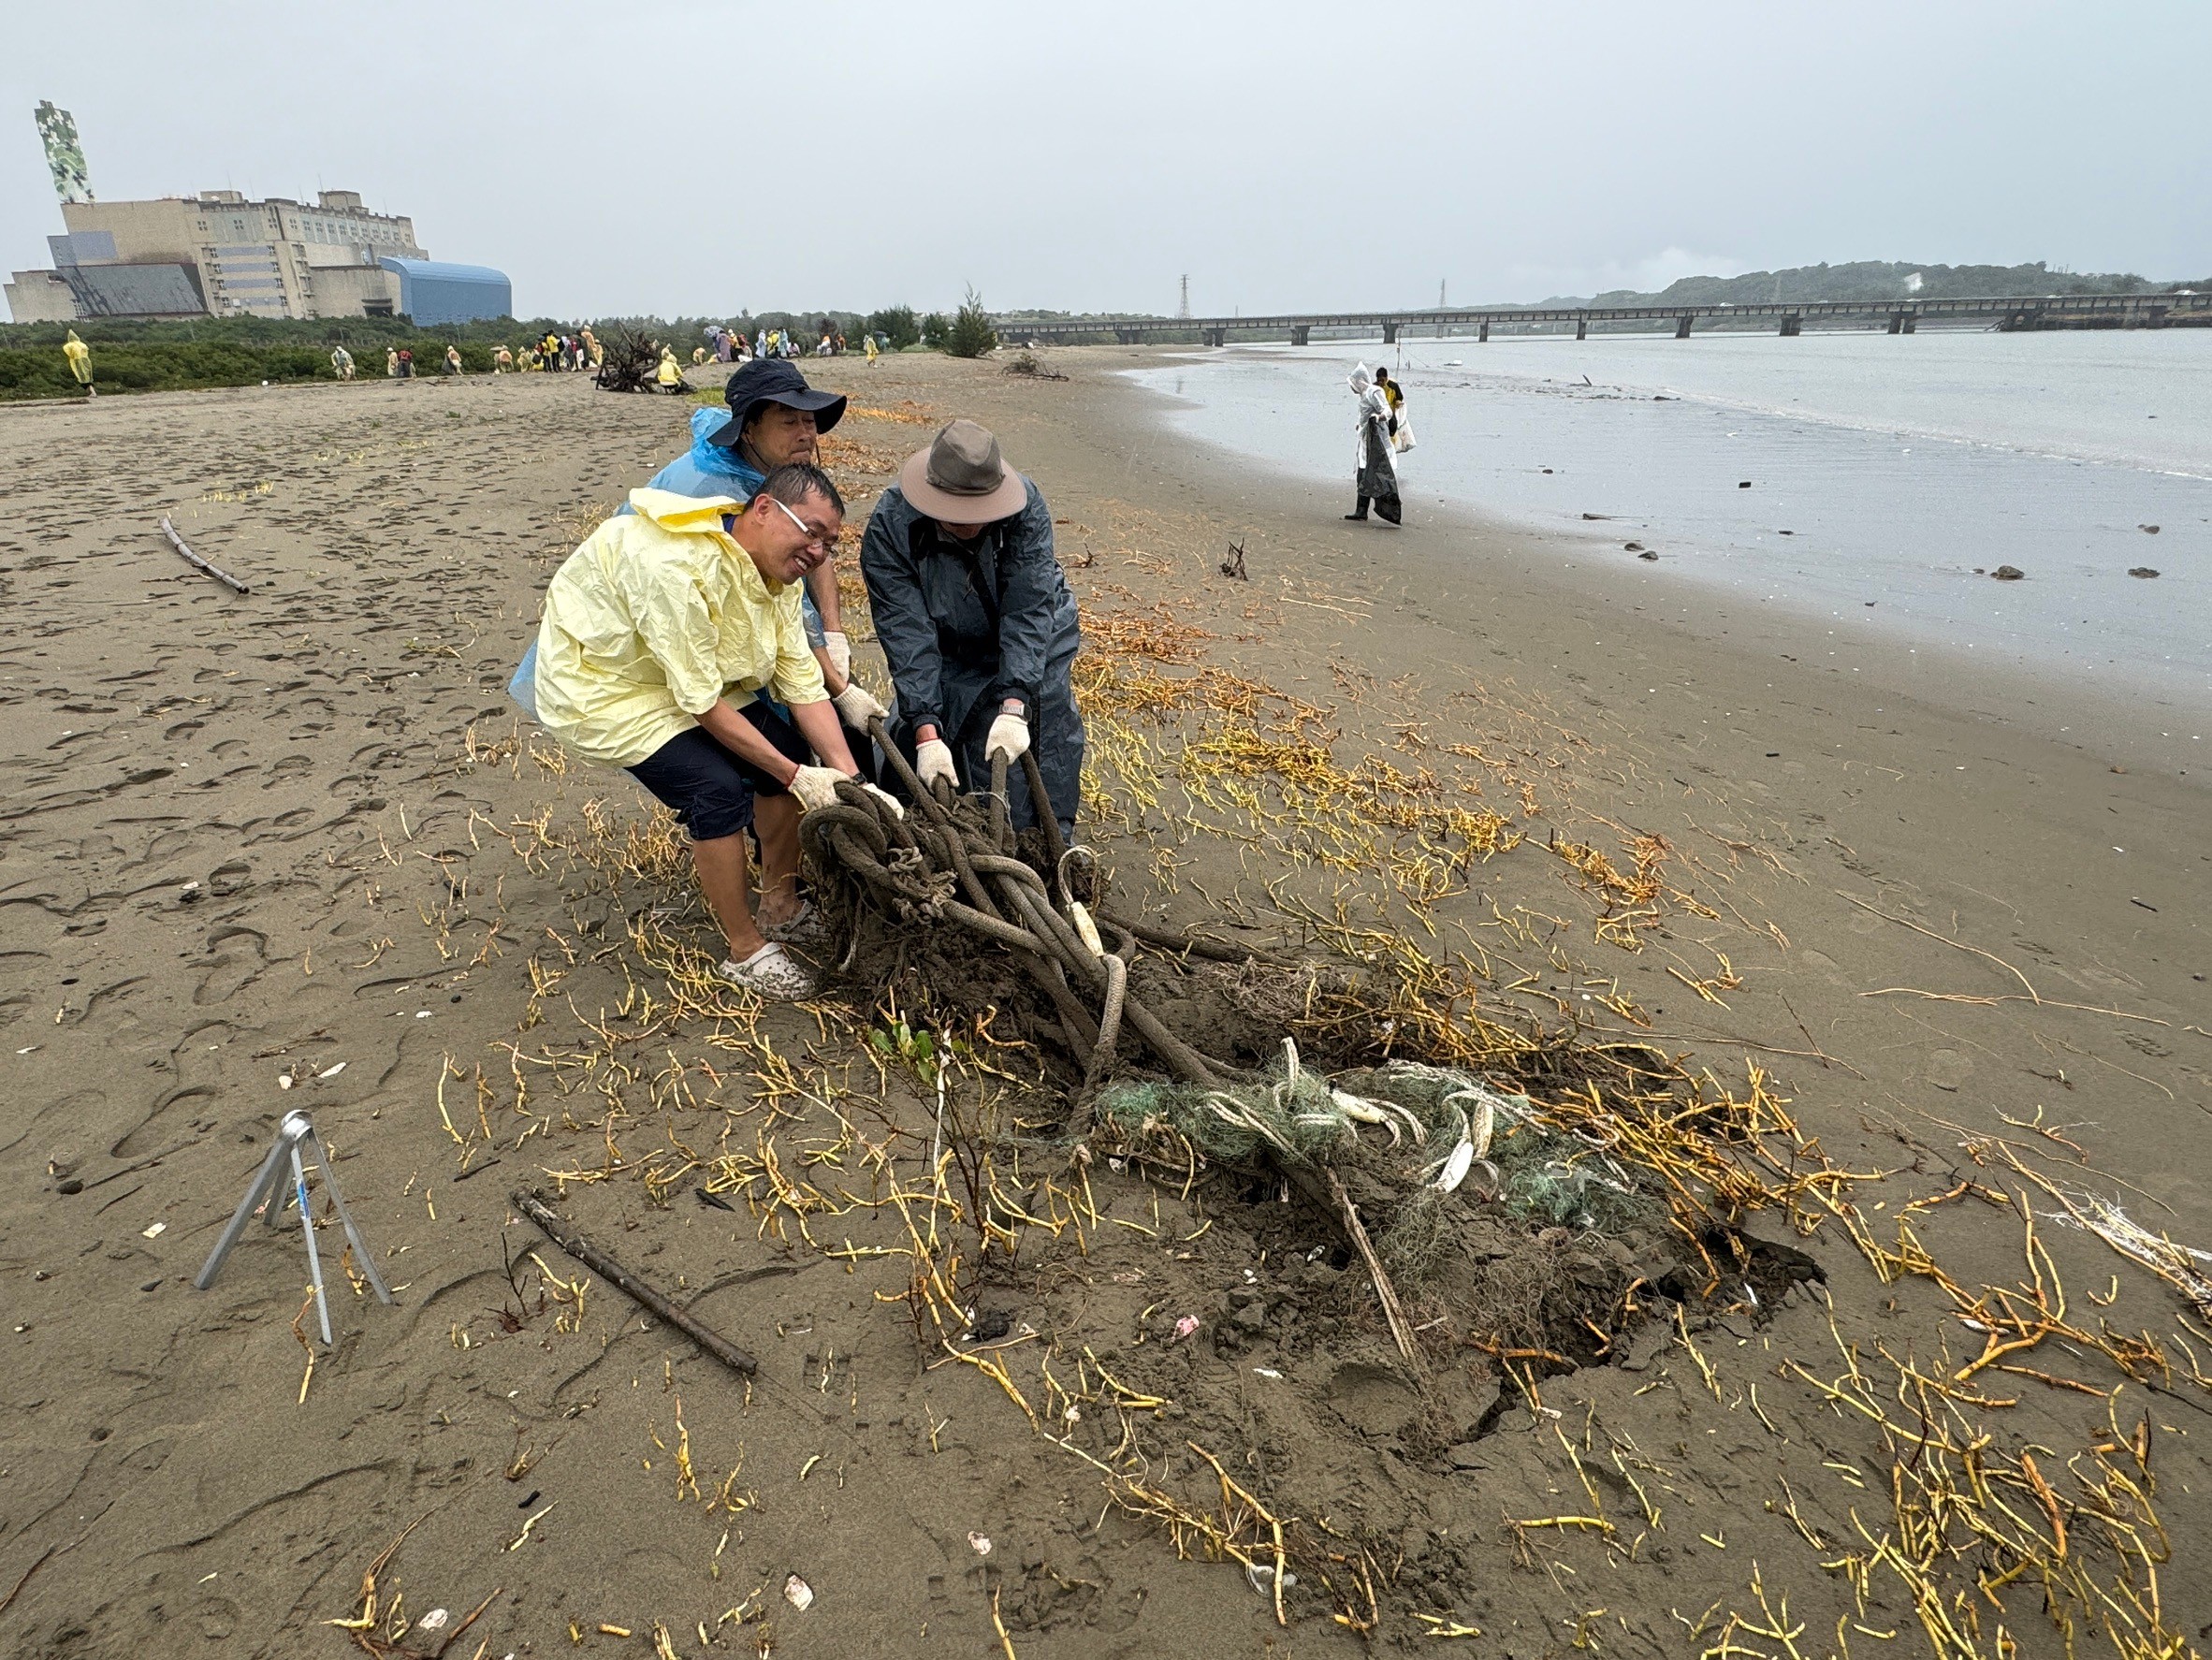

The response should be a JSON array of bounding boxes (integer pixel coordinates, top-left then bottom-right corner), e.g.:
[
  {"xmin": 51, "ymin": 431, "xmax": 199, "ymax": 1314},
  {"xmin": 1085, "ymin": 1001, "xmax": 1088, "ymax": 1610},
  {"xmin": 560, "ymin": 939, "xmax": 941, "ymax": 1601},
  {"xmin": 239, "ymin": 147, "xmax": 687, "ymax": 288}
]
[{"xmin": 593, "ymin": 326, "xmax": 664, "ymax": 394}]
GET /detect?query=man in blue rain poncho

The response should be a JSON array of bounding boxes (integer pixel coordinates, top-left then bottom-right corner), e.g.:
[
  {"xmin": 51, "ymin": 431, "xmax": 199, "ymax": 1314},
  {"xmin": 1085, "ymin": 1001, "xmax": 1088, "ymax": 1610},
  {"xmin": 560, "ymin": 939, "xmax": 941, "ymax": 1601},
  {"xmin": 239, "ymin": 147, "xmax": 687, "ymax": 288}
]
[
  {"xmin": 860, "ymin": 420, "xmax": 1084, "ymax": 836},
  {"xmin": 627, "ymin": 359, "xmax": 857, "ymax": 691}
]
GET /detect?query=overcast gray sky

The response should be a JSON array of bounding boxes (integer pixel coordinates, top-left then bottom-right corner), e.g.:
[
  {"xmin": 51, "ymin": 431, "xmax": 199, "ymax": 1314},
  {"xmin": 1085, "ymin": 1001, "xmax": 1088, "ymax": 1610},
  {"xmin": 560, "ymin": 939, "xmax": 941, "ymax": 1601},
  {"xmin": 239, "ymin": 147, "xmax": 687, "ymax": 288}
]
[{"xmin": 6, "ymin": 0, "xmax": 2206, "ymax": 321}]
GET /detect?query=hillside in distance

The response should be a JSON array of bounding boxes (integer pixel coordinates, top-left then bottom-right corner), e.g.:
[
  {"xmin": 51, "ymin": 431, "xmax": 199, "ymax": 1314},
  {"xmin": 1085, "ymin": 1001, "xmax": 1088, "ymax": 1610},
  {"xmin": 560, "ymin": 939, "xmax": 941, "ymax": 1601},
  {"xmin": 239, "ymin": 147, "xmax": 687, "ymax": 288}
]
[
  {"xmin": 1535, "ymin": 259, "xmax": 2205, "ymax": 310},
  {"xmin": 995, "ymin": 262, "xmax": 2205, "ymax": 326}
]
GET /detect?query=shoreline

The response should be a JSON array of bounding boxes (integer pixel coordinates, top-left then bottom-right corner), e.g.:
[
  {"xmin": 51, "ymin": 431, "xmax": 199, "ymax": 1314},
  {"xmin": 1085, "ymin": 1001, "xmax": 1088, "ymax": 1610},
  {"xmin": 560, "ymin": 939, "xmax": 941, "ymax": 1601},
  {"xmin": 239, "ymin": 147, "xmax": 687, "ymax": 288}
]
[
  {"xmin": 1107, "ymin": 344, "xmax": 2212, "ymax": 771},
  {"xmin": 1161, "ymin": 329, "xmax": 2212, "ymax": 478}
]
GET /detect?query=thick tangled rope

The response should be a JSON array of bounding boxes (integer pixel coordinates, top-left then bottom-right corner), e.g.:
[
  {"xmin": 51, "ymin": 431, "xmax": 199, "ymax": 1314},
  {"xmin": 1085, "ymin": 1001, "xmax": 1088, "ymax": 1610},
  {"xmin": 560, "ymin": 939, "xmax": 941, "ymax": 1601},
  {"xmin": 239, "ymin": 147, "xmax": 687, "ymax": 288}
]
[
  {"xmin": 799, "ymin": 717, "xmax": 1264, "ymax": 1119},
  {"xmin": 803, "ymin": 721, "xmax": 1550, "ymax": 1362}
]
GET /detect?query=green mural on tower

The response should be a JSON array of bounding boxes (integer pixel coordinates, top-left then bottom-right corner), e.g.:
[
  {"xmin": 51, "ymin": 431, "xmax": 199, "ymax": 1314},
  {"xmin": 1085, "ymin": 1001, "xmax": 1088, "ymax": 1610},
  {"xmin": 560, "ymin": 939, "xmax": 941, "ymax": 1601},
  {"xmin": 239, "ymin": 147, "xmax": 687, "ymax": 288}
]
[{"xmin": 36, "ymin": 100, "xmax": 92, "ymax": 204}]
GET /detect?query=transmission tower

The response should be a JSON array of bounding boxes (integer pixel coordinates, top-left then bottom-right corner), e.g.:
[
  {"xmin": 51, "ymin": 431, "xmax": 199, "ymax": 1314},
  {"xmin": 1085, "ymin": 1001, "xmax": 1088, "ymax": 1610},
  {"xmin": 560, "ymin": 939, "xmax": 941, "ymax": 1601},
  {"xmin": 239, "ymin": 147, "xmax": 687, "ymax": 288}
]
[{"xmin": 1178, "ymin": 274, "xmax": 1191, "ymax": 319}]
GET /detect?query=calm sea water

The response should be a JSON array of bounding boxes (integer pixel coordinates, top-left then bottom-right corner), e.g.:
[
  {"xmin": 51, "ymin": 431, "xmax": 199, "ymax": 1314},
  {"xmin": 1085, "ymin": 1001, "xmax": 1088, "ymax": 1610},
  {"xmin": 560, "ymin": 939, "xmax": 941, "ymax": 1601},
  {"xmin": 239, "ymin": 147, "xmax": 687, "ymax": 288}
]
[{"xmin": 1127, "ymin": 331, "xmax": 2212, "ymax": 717}]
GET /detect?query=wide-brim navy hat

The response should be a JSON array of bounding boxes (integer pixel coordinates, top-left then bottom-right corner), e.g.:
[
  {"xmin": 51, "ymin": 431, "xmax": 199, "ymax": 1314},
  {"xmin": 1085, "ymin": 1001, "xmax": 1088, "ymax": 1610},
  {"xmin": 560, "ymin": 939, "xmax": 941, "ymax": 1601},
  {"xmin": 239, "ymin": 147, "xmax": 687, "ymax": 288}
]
[{"xmin": 707, "ymin": 358, "xmax": 847, "ymax": 446}]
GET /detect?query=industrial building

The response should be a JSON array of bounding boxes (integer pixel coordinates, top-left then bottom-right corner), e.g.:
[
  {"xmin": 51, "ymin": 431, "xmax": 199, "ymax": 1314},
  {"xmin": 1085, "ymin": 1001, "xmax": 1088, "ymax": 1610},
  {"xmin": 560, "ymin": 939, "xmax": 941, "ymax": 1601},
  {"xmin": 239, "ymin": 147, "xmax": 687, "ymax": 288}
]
[
  {"xmin": 7, "ymin": 104, "xmax": 511, "ymax": 325},
  {"xmin": 376, "ymin": 257, "xmax": 516, "ymax": 328}
]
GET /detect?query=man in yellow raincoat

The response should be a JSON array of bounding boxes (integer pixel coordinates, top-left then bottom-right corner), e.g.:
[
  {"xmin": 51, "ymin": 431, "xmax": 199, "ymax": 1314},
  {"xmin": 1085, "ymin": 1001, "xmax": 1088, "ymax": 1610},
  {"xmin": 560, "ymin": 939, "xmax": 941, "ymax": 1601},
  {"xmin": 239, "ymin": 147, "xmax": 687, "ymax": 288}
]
[
  {"xmin": 656, "ymin": 345, "xmax": 687, "ymax": 393},
  {"xmin": 63, "ymin": 330, "xmax": 95, "ymax": 398},
  {"xmin": 527, "ymin": 463, "xmax": 896, "ymax": 998}
]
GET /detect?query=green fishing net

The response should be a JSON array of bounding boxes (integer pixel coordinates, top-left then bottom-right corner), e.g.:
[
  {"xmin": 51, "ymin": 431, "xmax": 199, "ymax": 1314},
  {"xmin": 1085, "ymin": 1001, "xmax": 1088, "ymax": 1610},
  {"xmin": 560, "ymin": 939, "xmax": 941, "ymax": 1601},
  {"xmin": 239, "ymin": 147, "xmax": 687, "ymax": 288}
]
[{"xmin": 1099, "ymin": 1043, "xmax": 1655, "ymax": 1235}]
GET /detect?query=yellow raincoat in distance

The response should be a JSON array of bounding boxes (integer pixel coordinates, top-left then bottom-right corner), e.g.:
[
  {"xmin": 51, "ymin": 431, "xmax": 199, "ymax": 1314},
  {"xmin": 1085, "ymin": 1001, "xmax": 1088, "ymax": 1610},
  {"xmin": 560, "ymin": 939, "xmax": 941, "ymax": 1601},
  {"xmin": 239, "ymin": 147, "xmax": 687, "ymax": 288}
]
[{"xmin": 532, "ymin": 488, "xmax": 827, "ymax": 768}]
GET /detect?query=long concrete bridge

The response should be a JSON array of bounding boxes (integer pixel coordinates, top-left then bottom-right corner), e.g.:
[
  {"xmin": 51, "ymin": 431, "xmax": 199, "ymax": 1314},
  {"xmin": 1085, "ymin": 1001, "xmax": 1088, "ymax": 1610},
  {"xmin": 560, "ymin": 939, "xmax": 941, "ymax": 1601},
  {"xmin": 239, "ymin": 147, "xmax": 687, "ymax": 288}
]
[{"xmin": 997, "ymin": 289, "xmax": 2209, "ymax": 347}]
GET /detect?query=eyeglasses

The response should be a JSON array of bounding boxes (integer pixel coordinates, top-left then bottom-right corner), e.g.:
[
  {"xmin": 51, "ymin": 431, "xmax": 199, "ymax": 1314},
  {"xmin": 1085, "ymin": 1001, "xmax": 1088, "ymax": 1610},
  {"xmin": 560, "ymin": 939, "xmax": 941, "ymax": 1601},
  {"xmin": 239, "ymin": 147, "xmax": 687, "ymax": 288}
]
[{"xmin": 768, "ymin": 494, "xmax": 838, "ymax": 552}]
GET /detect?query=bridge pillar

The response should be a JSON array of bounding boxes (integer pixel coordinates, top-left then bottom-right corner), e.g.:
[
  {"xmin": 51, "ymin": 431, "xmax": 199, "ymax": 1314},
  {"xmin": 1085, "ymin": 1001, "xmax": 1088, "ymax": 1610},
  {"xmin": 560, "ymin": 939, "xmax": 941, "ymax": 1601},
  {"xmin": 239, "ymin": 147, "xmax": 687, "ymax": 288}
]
[
  {"xmin": 1478, "ymin": 321, "xmax": 1490, "ymax": 342},
  {"xmin": 1290, "ymin": 325, "xmax": 1309, "ymax": 346},
  {"xmin": 1382, "ymin": 322, "xmax": 1399, "ymax": 344},
  {"xmin": 1779, "ymin": 314, "xmax": 1801, "ymax": 336},
  {"xmin": 1900, "ymin": 314, "xmax": 1916, "ymax": 333},
  {"xmin": 1887, "ymin": 313, "xmax": 1904, "ymax": 334},
  {"xmin": 1575, "ymin": 316, "xmax": 1588, "ymax": 341},
  {"xmin": 1204, "ymin": 328, "xmax": 1226, "ymax": 347},
  {"xmin": 1674, "ymin": 314, "xmax": 1693, "ymax": 339}
]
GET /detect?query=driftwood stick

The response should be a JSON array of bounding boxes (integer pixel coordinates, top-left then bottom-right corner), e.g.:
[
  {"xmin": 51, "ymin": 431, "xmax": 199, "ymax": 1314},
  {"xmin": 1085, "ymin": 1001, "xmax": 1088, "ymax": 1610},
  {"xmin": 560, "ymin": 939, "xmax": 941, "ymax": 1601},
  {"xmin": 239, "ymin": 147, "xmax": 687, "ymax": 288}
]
[
  {"xmin": 1319, "ymin": 1166, "xmax": 1419, "ymax": 1362},
  {"xmin": 159, "ymin": 516, "xmax": 251, "ymax": 593},
  {"xmin": 511, "ymin": 1187, "xmax": 758, "ymax": 1376}
]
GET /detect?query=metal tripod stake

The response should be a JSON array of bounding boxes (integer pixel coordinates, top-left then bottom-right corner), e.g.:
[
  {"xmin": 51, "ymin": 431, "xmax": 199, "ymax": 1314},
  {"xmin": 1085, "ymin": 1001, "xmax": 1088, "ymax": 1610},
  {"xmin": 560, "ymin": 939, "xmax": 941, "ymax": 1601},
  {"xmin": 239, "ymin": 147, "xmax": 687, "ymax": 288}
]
[{"xmin": 196, "ymin": 1109, "xmax": 392, "ymax": 1345}]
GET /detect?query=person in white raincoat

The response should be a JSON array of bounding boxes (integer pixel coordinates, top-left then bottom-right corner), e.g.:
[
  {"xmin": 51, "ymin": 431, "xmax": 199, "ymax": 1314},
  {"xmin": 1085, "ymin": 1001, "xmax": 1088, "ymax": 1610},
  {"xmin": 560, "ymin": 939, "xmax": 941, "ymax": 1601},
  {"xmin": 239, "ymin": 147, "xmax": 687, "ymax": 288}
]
[{"xmin": 1346, "ymin": 364, "xmax": 1403, "ymax": 524}]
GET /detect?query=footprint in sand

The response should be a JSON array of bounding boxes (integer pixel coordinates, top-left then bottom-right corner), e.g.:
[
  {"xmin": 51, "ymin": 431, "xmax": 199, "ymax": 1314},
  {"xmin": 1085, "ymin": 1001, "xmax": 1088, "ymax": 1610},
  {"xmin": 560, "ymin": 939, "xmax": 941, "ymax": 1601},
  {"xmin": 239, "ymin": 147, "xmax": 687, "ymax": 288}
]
[
  {"xmin": 1794, "ymin": 946, "xmax": 1852, "ymax": 986},
  {"xmin": 193, "ymin": 924, "xmax": 268, "ymax": 1006},
  {"xmin": 113, "ymin": 1080, "xmax": 217, "ymax": 1158},
  {"xmin": 1924, "ymin": 1048, "xmax": 1972, "ymax": 1092}
]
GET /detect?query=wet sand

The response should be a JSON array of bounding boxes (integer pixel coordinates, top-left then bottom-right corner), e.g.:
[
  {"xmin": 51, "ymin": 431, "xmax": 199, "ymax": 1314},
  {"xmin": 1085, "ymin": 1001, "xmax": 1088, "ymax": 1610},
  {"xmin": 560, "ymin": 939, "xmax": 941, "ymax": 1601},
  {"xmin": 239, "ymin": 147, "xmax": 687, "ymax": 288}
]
[{"xmin": 2, "ymin": 353, "xmax": 2206, "ymax": 1658}]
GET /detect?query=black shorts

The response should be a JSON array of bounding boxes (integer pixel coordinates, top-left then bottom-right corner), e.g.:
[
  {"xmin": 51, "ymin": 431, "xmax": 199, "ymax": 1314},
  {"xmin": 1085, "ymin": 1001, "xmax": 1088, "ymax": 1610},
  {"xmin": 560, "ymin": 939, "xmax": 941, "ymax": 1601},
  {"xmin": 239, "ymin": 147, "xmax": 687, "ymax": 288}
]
[{"xmin": 627, "ymin": 705, "xmax": 808, "ymax": 842}]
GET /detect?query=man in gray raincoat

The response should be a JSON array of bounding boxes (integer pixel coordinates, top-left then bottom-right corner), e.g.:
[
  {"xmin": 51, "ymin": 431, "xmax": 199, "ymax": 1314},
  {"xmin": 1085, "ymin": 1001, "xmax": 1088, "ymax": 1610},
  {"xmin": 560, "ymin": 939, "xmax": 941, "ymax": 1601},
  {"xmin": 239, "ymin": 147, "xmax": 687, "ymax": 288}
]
[{"xmin": 860, "ymin": 420, "xmax": 1084, "ymax": 834}]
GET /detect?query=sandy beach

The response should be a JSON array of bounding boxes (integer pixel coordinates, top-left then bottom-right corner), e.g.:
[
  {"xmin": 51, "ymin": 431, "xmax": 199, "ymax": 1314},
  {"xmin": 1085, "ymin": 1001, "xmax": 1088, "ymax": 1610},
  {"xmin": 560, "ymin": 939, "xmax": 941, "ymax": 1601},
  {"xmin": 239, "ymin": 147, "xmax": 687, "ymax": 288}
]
[{"xmin": 3, "ymin": 351, "xmax": 2207, "ymax": 1659}]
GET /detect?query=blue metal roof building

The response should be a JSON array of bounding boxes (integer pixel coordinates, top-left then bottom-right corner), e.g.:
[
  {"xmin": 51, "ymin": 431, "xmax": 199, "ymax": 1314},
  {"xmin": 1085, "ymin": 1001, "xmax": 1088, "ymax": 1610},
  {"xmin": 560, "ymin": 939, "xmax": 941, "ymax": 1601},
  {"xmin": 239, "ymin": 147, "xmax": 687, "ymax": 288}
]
[{"xmin": 376, "ymin": 256, "xmax": 511, "ymax": 326}]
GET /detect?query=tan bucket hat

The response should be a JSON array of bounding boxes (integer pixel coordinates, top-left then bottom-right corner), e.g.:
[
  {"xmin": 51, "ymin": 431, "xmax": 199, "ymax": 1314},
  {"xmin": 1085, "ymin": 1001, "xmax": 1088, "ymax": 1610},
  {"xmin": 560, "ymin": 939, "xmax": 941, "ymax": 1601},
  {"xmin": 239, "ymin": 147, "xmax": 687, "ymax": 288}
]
[{"xmin": 898, "ymin": 419, "xmax": 1029, "ymax": 523}]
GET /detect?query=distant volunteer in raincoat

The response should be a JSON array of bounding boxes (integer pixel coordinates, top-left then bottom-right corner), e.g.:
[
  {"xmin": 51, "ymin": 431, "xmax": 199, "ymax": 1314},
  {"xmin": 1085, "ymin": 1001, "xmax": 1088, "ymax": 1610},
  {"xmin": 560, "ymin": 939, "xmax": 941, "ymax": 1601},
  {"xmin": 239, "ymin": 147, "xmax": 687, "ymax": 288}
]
[
  {"xmin": 63, "ymin": 330, "xmax": 95, "ymax": 397},
  {"xmin": 1375, "ymin": 366, "xmax": 1414, "ymax": 453},
  {"xmin": 627, "ymin": 360, "xmax": 863, "ymax": 730},
  {"xmin": 861, "ymin": 420, "xmax": 1084, "ymax": 835},
  {"xmin": 531, "ymin": 463, "xmax": 899, "ymax": 1000},
  {"xmin": 1346, "ymin": 364, "xmax": 1402, "ymax": 524}
]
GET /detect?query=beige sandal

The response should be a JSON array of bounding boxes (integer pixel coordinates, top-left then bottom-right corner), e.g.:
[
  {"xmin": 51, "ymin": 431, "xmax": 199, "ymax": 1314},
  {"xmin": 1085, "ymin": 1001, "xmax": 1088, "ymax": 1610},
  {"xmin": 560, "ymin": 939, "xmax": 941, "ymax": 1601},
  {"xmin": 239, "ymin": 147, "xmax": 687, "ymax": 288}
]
[{"xmin": 717, "ymin": 943, "xmax": 819, "ymax": 1001}]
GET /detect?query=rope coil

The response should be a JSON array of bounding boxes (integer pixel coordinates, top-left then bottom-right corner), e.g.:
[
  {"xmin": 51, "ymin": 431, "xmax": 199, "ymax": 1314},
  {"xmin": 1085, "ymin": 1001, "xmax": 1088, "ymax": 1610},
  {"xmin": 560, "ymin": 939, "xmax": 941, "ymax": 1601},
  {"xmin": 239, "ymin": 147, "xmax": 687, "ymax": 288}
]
[{"xmin": 794, "ymin": 718, "xmax": 1261, "ymax": 1099}]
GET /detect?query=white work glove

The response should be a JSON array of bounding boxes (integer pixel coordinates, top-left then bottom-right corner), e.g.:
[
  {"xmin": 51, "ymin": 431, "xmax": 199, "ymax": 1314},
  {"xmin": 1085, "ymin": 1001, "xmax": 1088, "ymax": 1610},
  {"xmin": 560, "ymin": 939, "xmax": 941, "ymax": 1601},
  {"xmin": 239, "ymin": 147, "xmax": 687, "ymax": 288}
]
[
  {"xmin": 860, "ymin": 781, "xmax": 906, "ymax": 820},
  {"xmin": 831, "ymin": 682, "xmax": 887, "ymax": 728},
  {"xmin": 984, "ymin": 711, "xmax": 1030, "ymax": 764},
  {"xmin": 788, "ymin": 765, "xmax": 848, "ymax": 812},
  {"xmin": 822, "ymin": 631, "xmax": 852, "ymax": 681},
  {"xmin": 914, "ymin": 737, "xmax": 958, "ymax": 791}
]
